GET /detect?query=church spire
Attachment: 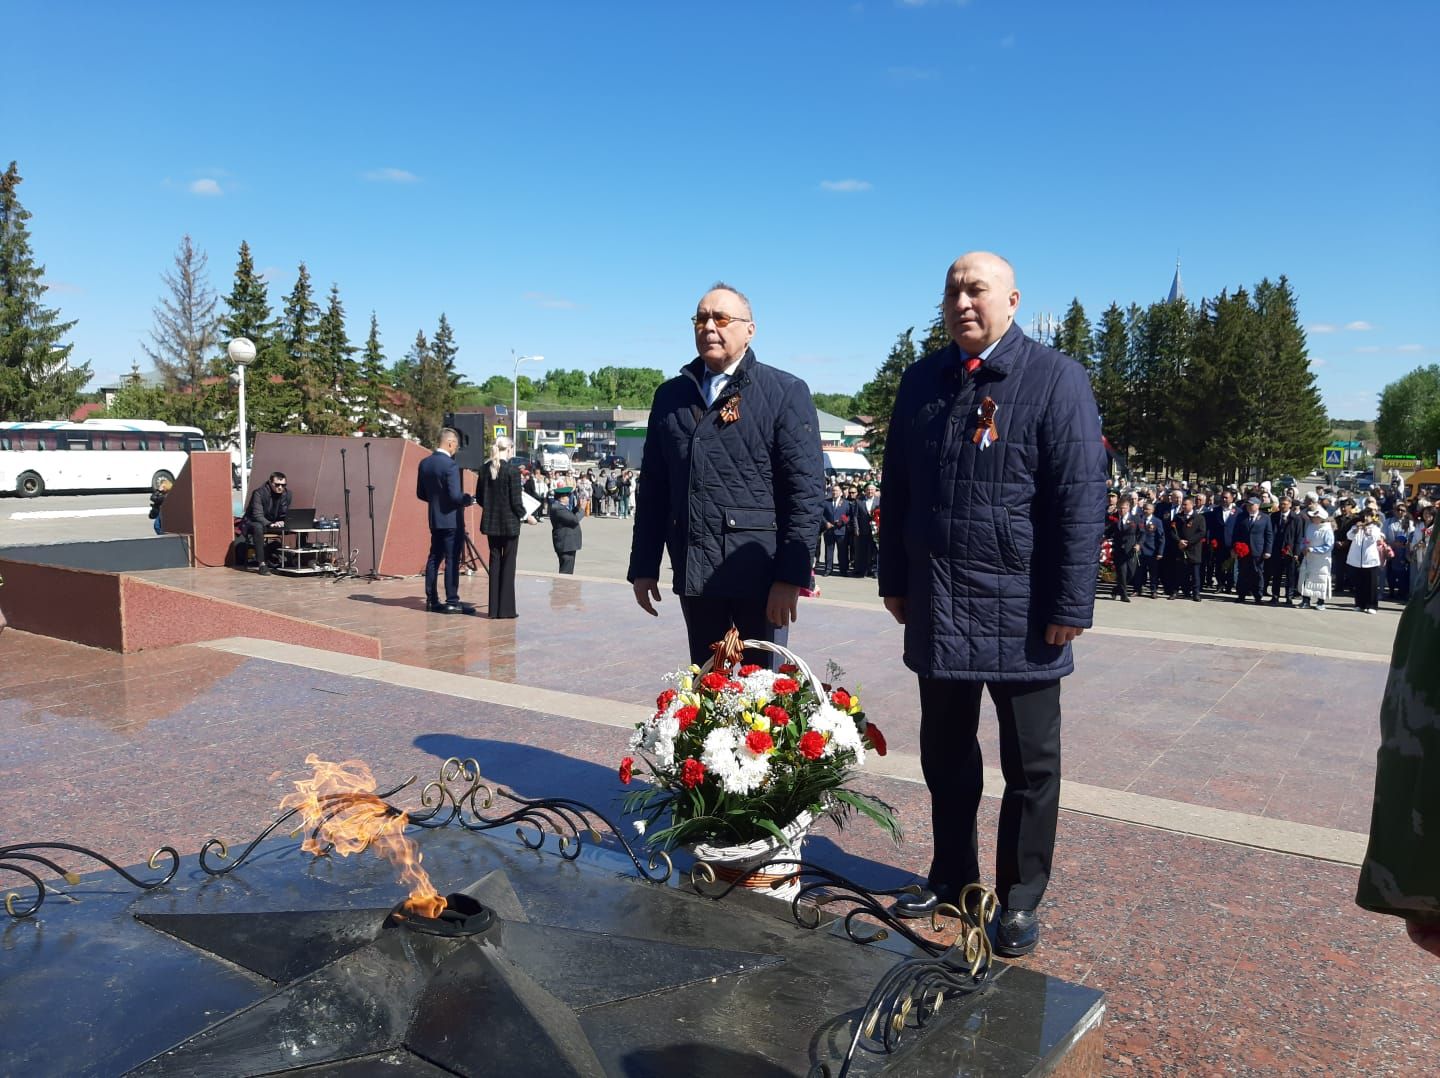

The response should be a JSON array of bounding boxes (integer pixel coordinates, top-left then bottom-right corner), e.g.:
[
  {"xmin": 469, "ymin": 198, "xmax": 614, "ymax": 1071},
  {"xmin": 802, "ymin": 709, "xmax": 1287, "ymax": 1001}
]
[{"xmin": 1167, "ymin": 256, "xmax": 1184, "ymax": 302}]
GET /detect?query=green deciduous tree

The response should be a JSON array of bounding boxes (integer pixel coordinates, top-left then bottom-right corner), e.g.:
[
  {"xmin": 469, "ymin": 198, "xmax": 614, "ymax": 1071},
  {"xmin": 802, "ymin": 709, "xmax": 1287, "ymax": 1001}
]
[
  {"xmin": 812, "ymin": 392, "xmax": 858, "ymax": 418},
  {"xmin": 1377, "ymin": 365, "xmax": 1440, "ymax": 462},
  {"xmin": 0, "ymin": 161, "xmax": 89, "ymax": 421}
]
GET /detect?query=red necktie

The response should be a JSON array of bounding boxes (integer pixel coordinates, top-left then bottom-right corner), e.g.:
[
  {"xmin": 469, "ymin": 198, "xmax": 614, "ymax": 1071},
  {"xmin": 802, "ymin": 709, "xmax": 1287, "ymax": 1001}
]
[{"xmin": 964, "ymin": 356, "xmax": 981, "ymax": 374}]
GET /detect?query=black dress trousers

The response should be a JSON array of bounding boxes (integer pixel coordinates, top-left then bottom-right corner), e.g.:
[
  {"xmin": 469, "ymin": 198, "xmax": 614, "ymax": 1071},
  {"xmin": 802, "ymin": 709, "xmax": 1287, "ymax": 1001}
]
[
  {"xmin": 678, "ymin": 595, "xmax": 787, "ymax": 669},
  {"xmin": 916, "ymin": 677, "xmax": 1063, "ymax": 912},
  {"xmin": 486, "ymin": 534, "xmax": 519, "ymax": 618}
]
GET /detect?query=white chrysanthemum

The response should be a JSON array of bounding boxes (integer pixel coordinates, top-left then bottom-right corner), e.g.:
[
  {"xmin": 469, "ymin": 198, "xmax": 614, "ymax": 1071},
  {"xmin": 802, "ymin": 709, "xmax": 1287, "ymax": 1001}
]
[
  {"xmin": 739, "ymin": 669, "xmax": 776, "ymax": 703},
  {"xmin": 809, "ymin": 702, "xmax": 865, "ymax": 766},
  {"xmin": 701, "ymin": 727, "xmax": 742, "ymax": 787}
]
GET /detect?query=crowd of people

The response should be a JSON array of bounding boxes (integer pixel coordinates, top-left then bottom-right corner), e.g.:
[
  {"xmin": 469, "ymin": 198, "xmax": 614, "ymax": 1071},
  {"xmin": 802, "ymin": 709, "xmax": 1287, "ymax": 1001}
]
[
  {"xmin": 815, "ymin": 475, "xmax": 881, "ymax": 578},
  {"xmin": 519, "ymin": 464, "xmax": 634, "ymax": 521},
  {"xmin": 1103, "ymin": 477, "xmax": 1435, "ymax": 614}
]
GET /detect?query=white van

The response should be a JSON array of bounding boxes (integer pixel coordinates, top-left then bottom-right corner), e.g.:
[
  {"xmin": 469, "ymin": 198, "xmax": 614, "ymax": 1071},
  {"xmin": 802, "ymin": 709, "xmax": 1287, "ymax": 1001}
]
[{"xmin": 823, "ymin": 449, "xmax": 871, "ymax": 478}]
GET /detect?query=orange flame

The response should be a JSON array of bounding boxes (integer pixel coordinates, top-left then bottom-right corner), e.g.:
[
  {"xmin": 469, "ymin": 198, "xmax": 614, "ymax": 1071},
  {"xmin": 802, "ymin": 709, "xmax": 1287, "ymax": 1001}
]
[{"xmin": 279, "ymin": 753, "xmax": 446, "ymax": 918}]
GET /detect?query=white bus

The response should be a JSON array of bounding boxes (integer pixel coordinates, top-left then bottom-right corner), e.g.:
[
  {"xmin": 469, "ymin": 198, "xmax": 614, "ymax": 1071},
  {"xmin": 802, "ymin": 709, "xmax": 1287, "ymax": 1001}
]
[{"xmin": 0, "ymin": 419, "xmax": 208, "ymax": 497}]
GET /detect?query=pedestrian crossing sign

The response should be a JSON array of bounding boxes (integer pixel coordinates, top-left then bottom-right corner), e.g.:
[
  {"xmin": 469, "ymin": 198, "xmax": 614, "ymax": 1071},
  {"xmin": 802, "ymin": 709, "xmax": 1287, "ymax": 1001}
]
[{"xmin": 1323, "ymin": 447, "xmax": 1344, "ymax": 468}]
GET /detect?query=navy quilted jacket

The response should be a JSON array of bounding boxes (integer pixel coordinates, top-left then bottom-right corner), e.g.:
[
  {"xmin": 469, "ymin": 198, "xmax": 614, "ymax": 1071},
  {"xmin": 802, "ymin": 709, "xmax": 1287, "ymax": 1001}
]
[
  {"xmin": 628, "ymin": 349, "xmax": 825, "ymax": 599},
  {"xmin": 878, "ymin": 324, "xmax": 1107, "ymax": 681}
]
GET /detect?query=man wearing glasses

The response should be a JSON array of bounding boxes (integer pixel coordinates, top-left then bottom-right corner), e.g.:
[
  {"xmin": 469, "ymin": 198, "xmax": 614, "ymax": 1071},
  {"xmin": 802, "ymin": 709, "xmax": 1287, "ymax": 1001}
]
[
  {"xmin": 242, "ymin": 471, "xmax": 291, "ymax": 575},
  {"xmin": 628, "ymin": 282, "xmax": 824, "ymax": 666}
]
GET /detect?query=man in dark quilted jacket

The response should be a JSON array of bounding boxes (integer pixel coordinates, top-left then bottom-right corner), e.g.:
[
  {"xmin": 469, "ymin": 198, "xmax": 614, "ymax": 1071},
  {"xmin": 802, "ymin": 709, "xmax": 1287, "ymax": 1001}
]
[
  {"xmin": 628, "ymin": 283, "xmax": 825, "ymax": 667},
  {"xmin": 880, "ymin": 252, "xmax": 1107, "ymax": 957}
]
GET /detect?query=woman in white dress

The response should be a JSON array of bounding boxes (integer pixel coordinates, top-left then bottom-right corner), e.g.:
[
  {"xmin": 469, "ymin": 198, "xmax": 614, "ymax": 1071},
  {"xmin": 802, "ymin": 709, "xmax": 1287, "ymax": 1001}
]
[{"xmin": 1298, "ymin": 504, "xmax": 1335, "ymax": 609}]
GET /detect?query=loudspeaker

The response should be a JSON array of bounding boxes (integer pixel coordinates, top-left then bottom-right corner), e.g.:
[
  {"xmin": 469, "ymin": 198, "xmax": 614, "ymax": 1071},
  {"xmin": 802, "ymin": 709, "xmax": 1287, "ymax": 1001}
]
[{"xmin": 444, "ymin": 412, "xmax": 488, "ymax": 471}]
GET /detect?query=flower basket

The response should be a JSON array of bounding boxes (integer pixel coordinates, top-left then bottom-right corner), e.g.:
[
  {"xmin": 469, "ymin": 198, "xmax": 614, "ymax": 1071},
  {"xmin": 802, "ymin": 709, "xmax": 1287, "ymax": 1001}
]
[
  {"xmin": 620, "ymin": 630, "xmax": 897, "ymax": 898},
  {"xmin": 689, "ymin": 809, "xmax": 816, "ymax": 900}
]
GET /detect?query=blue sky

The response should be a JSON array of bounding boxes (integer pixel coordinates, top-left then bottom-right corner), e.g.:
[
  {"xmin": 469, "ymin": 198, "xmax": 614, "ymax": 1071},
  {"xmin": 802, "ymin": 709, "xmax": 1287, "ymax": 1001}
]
[{"xmin": 9, "ymin": 1, "xmax": 1437, "ymax": 420}]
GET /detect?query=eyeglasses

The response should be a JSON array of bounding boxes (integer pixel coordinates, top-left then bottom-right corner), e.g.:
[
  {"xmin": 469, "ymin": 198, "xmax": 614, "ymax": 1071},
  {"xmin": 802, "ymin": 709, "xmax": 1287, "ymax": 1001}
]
[
  {"xmin": 692, "ymin": 312, "xmax": 752, "ymax": 329},
  {"xmin": 272, "ymin": 482, "xmax": 286, "ymax": 488}
]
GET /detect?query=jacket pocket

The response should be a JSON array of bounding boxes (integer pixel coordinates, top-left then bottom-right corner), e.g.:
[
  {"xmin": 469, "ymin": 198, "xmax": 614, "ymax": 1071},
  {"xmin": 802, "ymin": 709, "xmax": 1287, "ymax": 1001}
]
[
  {"xmin": 720, "ymin": 506, "xmax": 778, "ymax": 577},
  {"xmin": 996, "ymin": 506, "xmax": 1029, "ymax": 572}
]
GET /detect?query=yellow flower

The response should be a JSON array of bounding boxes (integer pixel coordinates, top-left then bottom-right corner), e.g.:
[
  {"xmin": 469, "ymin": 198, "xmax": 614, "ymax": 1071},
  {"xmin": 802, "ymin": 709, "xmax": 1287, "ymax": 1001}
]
[
  {"xmin": 680, "ymin": 676, "xmax": 693, "ymax": 691},
  {"xmin": 847, "ymin": 697, "xmax": 861, "ymax": 715},
  {"xmin": 745, "ymin": 711, "xmax": 770, "ymax": 733}
]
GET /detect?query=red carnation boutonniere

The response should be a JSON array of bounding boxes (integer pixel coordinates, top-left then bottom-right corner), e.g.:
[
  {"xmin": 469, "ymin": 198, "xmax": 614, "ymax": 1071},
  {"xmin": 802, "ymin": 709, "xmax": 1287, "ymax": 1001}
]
[{"xmin": 718, "ymin": 393, "xmax": 741, "ymax": 425}]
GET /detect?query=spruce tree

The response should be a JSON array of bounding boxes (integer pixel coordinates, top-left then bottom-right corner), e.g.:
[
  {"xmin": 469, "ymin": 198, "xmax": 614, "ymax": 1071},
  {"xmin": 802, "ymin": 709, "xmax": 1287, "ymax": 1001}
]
[
  {"xmin": 854, "ymin": 328, "xmax": 918, "ymax": 467},
  {"xmin": 405, "ymin": 329, "xmax": 449, "ymax": 446},
  {"xmin": 917, "ymin": 309, "xmax": 949, "ymax": 358},
  {"xmin": 315, "ymin": 283, "xmax": 357, "ymax": 434},
  {"xmin": 1190, "ymin": 289, "xmax": 1258, "ymax": 482},
  {"xmin": 1253, "ymin": 276, "xmax": 1327, "ymax": 477},
  {"xmin": 280, "ymin": 263, "xmax": 323, "ymax": 432},
  {"xmin": 1091, "ymin": 303, "xmax": 1132, "ymax": 454},
  {"xmin": 357, "ymin": 312, "xmax": 390, "ymax": 435},
  {"xmin": 141, "ymin": 234, "xmax": 220, "ymax": 432},
  {"xmin": 431, "ymin": 313, "xmax": 466, "ymax": 396},
  {"xmin": 0, "ymin": 161, "xmax": 89, "ymax": 421},
  {"xmin": 1053, "ymin": 299, "xmax": 1094, "ymax": 370},
  {"xmin": 219, "ymin": 241, "xmax": 284, "ymax": 446}
]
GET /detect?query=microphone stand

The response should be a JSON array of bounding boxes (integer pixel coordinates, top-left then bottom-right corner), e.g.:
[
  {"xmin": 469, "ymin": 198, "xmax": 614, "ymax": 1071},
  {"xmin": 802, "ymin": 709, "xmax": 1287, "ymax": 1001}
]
[
  {"xmin": 364, "ymin": 441, "xmax": 384, "ymax": 581},
  {"xmin": 332, "ymin": 445, "xmax": 359, "ymax": 581}
]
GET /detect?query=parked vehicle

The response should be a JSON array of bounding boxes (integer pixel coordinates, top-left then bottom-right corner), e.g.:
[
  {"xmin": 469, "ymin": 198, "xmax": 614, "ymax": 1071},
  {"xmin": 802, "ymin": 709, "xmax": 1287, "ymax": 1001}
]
[
  {"xmin": 822, "ymin": 449, "xmax": 872, "ymax": 479},
  {"xmin": 539, "ymin": 446, "xmax": 572, "ymax": 472},
  {"xmin": 0, "ymin": 419, "xmax": 207, "ymax": 497},
  {"xmin": 598, "ymin": 453, "xmax": 628, "ymax": 470}
]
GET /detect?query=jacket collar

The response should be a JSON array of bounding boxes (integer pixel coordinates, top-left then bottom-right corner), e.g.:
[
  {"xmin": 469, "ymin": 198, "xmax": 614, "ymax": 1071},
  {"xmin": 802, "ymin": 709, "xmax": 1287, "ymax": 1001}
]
[{"xmin": 944, "ymin": 321, "xmax": 1026, "ymax": 377}]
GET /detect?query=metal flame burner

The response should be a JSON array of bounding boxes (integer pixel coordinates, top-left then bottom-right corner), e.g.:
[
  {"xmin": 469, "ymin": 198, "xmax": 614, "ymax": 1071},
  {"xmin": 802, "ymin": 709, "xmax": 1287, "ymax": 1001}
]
[{"xmin": 384, "ymin": 891, "xmax": 494, "ymax": 937}]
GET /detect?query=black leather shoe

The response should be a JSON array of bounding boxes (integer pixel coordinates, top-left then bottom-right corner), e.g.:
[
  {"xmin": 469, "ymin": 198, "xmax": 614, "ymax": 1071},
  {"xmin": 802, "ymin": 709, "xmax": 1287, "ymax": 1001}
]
[
  {"xmin": 892, "ymin": 885, "xmax": 961, "ymax": 919},
  {"xmin": 994, "ymin": 908, "xmax": 1040, "ymax": 957},
  {"xmin": 256, "ymin": 564, "xmax": 271, "ymax": 576},
  {"xmin": 427, "ymin": 601, "xmax": 463, "ymax": 614}
]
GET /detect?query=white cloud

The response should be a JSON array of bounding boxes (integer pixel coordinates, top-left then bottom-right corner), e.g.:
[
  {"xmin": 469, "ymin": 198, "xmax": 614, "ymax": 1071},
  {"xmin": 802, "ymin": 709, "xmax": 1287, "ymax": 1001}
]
[
  {"xmin": 820, "ymin": 179, "xmax": 873, "ymax": 193},
  {"xmin": 1397, "ymin": 344, "xmax": 1424, "ymax": 352},
  {"xmin": 1307, "ymin": 323, "xmax": 1337, "ymax": 334},
  {"xmin": 363, "ymin": 168, "xmax": 420, "ymax": 183},
  {"xmin": 188, "ymin": 178, "xmax": 223, "ymax": 196},
  {"xmin": 1344, "ymin": 320, "xmax": 1374, "ymax": 331},
  {"xmin": 522, "ymin": 291, "xmax": 578, "ymax": 310}
]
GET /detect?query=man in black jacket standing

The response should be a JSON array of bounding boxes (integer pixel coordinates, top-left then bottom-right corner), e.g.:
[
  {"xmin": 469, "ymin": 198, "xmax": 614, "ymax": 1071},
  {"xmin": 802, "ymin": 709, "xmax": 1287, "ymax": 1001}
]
[
  {"xmin": 628, "ymin": 283, "xmax": 825, "ymax": 666},
  {"xmin": 880, "ymin": 252, "xmax": 1107, "ymax": 958},
  {"xmin": 416, "ymin": 427, "xmax": 473, "ymax": 614},
  {"xmin": 243, "ymin": 472, "xmax": 291, "ymax": 574}
]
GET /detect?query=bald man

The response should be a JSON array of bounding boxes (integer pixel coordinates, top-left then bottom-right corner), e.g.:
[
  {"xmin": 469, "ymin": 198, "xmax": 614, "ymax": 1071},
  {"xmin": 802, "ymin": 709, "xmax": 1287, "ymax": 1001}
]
[{"xmin": 879, "ymin": 252, "xmax": 1107, "ymax": 956}]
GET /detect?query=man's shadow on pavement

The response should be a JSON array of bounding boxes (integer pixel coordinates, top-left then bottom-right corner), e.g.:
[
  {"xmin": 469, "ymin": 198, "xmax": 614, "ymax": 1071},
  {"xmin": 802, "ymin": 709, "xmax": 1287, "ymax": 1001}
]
[{"xmin": 413, "ymin": 732, "xmax": 914, "ymax": 890}]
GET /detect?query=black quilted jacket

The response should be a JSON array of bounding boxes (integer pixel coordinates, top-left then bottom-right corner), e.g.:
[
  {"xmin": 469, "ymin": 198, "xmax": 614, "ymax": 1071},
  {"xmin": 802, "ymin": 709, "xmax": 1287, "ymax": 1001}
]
[
  {"xmin": 628, "ymin": 349, "xmax": 825, "ymax": 599},
  {"xmin": 879, "ymin": 324, "xmax": 1107, "ymax": 681}
]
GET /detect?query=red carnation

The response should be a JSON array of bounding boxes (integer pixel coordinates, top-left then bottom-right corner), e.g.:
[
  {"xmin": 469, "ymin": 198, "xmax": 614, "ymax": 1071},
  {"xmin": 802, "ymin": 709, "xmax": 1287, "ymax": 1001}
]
[
  {"xmin": 798, "ymin": 731, "xmax": 827, "ymax": 761},
  {"xmin": 1233, "ymin": 541, "xmax": 1251, "ymax": 559},
  {"xmin": 700, "ymin": 671, "xmax": 729, "ymax": 693},
  {"xmin": 772, "ymin": 677, "xmax": 800, "ymax": 695},
  {"xmin": 738, "ymin": 663, "xmax": 762, "ymax": 676},
  {"xmin": 744, "ymin": 730, "xmax": 774, "ymax": 755},
  {"xmin": 657, "ymin": 688, "xmax": 677, "ymax": 711},
  {"xmin": 680, "ymin": 758, "xmax": 706, "ymax": 788},
  {"xmin": 675, "ymin": 704, "xmax": 699, "ymax": 731},
  {"xmin": 1209, "ymin": 538, "xmax": 1219, "ymax": 550},
  {"xmin": 830, "ymin": 688, "xmax": 852, "ymax": 710},
  {"xmin": 778, "ymin": 663, "xmax": 799, "ymax": 675},
  {"xmin": 725, "ymin": 679, "xmax": 744, "ymax": 693},
  {"xmin": 864, "ymin": 722, "xmax": 888, "ymax": 757},
  {"xmin": 618, "ymin": 756, "xmax": 634, "ymax": 785},
  {"xmin": 764, "ymin": 705, "xmax": 790, "ymax": 727}
]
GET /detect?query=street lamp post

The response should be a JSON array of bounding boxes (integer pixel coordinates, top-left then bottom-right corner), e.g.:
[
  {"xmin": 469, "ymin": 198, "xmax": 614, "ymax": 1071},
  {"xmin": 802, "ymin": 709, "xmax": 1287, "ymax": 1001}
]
[
  {"xmin": 511, "ymin": 351, "xmax": 544, "ymax": 449},
  {"xmin": 227, "ymin": 337, "xmax": 257, "ymax": 498}
]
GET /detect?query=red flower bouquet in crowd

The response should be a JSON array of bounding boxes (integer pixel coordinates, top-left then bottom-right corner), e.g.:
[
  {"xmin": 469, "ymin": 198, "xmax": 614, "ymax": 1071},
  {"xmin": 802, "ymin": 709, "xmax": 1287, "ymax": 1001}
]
[
  {"xmin": 621, "ymin": 629, "xmax": 897, "ymax": 850},
  {"xmin": 1233, "ymin": 541, "xmax": 1251, "ymax": 559}
]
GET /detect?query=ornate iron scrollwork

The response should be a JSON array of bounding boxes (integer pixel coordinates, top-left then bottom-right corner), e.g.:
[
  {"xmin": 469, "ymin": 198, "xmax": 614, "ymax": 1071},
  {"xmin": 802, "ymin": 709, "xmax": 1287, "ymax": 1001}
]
[{"xmin": 1, "ymin": 841, "xmax": 180, "ymax": 919}]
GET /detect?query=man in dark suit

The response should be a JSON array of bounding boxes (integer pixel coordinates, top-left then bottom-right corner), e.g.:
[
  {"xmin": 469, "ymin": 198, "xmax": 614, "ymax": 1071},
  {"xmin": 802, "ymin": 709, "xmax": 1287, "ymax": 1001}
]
[
  {"xmin": 853, "ymin": 482, "xmax": 880, "ymax": 578},
  {"xmin": 628, "ymin": 283, "xmax": 825, "ymax": 667},
  {"xmin": 820, "ymin": 482, "xmax": 853, "ymax": 576},
  {"xmin": 1173, "ymin": 496, "xmax": 1207, "ymax": 601},
  {"xmin": 1234, "ymin": 496, "xmax": 1273, "ymax": 604},
  {"xmin": 880, "ymin": 251, "xmax": 1107, "ymax": 958},
  {"xmin": 1106, "ymin": 494, "xmax": 1141, "ymax": 601},
  {"xmin": 416, "ymin": 427, "xmax": 473, "ymax": 614},
  {"xmin": 1207, "ymin": 489, "xmax": 1240, "ymax": 592},
  {"xmin": 1136, "ymin": 499, "xmax": 1164, "ymax": 597},
  {"xmin": 1157, "ymin": 488, "xmax": 1184, "ymax": 597},
  {"xmin": 243, "ymin": 471, "xmax": 291, "ymax": 575},
  {"xmin": 1268, "ymin": 495, "xmax": 1305, "ymax": 606}
]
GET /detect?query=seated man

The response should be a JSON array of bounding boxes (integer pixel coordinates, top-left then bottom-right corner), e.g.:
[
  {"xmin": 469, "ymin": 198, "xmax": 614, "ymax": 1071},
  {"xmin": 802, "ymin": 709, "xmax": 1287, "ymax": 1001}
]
[{"xmin": 243, "ymin": 471, "xmax": 291, "ymax": 574}]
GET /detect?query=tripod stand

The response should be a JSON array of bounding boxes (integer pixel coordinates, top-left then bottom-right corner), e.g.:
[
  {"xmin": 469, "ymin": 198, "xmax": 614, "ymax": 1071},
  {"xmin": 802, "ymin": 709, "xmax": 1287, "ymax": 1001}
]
[
  {"xmin": 363, "ymin": 441, "xmax": 400, "ymax": 581},
  {"xmin": 331, "ymin": 446, "xmax": 361, "ymax": 581},
  {"xmin": 458, "ymin": 468, "xmax": 485, "ymax": 576}
]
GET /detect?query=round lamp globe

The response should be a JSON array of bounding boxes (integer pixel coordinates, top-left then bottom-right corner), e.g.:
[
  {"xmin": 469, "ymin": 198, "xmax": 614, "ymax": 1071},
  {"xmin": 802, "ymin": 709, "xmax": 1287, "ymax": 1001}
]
[{"xmin": 227, "ymin": 337, "xmax": 257, "ymax": 366}]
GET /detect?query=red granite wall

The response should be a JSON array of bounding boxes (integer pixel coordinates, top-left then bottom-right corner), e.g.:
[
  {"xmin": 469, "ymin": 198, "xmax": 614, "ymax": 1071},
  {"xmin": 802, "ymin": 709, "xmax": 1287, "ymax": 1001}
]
[
  {"xmin": 0, "ymin": 558, "xmax": 124, "ymax": 650},
  {"xmin": 164, "ymin": 452, "xmax": 234, "ymax": 568}
]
